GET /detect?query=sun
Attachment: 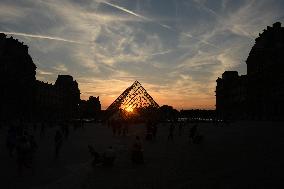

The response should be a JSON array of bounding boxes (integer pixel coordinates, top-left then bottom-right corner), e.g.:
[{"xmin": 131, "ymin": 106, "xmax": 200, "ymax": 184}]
[{"xmin": 125, "ymin": 106, "xmax": 133, "ymax": 112}]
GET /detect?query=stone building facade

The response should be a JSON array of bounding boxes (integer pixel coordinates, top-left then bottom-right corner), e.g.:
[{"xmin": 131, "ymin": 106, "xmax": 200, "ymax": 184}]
[
  {"xmin": 216, "ymin": 72, "xmax": 248, "ymax": 119},
  {"xmin": 216, "ymin": 22, "xmax": 284, "ymax": 120},
  {"xmin": 54, "ymin": 75, "xmax": 80, "ymax": 119},
  {"xmin": 34, "ymin": 75, "xmax": 80, "ymax": 121},
  {"xmin": 79, "ymin": 96, "xmax": 101, "ymax": 119},
  {"xmin": 0, "ymin": 34, "xmax": 36, "ymax": 120},
  {"xmin": 0, "ymin": 33, "xmax": 83, "ymax": 121}
]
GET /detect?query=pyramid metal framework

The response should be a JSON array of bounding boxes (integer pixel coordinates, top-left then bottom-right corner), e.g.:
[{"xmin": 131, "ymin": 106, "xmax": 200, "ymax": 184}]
[{"xmin": 107, "ymin": 80, "xmax": 159, "ymax": 112}]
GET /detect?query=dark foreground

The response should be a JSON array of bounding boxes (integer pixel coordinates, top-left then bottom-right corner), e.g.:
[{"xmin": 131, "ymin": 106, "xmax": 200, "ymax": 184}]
[{"xmin": 1, "ymin": 121, "xmax": 284, "ymax": 189}]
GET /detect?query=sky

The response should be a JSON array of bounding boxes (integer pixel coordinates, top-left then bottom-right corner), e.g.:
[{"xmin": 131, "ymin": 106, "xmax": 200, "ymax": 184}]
[{"xmin": 1, "ymin": 0, "xmax": 284, "ymax": 110}]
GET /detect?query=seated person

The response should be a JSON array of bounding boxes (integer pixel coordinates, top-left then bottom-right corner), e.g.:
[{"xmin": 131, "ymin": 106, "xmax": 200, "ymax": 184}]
[
  {"xmin": 103, "ymin": 146, "xmax": 116, "ymax": 166},
  {"xmin": 88, "ymin": 145, "xmax": 101, "ymax": 166}
]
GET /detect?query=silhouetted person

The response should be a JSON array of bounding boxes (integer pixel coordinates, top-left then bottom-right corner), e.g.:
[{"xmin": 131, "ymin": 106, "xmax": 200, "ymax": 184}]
[
  {"xmin": 224, "ymin": 117, "xmax": 230, "ymax": 126},
  {"xmin": 122, "ymin": 120, "xmax": 129, "ymax": 136},
  {"xmin": 117, "ymin": 120, "xmax": 122, "ymax": 136},
  {"xmin": 131, "ymin": 136, "xmax": 144, "ymax": 164},
  {"xmin": 88, "ymin": 145, "xmax": 101, "ymax": 166},
  {"xmin": 27, "ymin": 134, "xmax": 38, "ymax": 174},
  {"xmin": 16, "ymin": 123, "xmax": 24, "ymax": 137},
  {"xmin": 167, "ymin": 122, "xmax": 175, "ymax": 141},
  {"xmin": 103, "ymin": 146, "xmax": 116, "ymax": 167},
  {"xmin": 65, "ymin": 124, "xmax": 69, "ymax": 138},
  {"xmin": 16, "ymin": 135, "xmax": 32, "ymax": 176},
  {"xmin": 54, "ymin": 130, "xmax": 63, "ymax": 159},
  {"xmin": 178, "ymin": 122, "xmax": 183, "ymax": 136},
  {"xmin": 107, "ymin": 119, "xmax": 111, "ymax": 128},
  {"xmin": 152, "ymin": 124, "xmax": 157, "ymax": 140},
  {"xmin": 73, "ymin": 120, "xmax": 79, "ymax": 131},
  {"xmin": 111, "ymin": 119, "xmax": 116, "ymax": 136},
  {"xmin": 29, "ymin": 135, "xmax": 38, "ymax": 153},
  {"xmin": 189, "ymin": 124, "xmax": 198, "ymax": 143},
  {"xmin": 6, "ymin": 125, "xmax": 17, "ymax": 157},
  {"xmin": 213, "ymin": 118, "xmax": 219, "ymax": 127},
  {"xmin": 78, "ymin": 120, "xmax": 83, "ymax": 129},
  {"xmin": 33, "ymin": 122, "xmax": 37, "ymax": 132},
  {"xmin": 61, "ymin": 123, "xmax": 69, "ymax": 139},
  {"xmin": 145, "ymin": 123, "xmax": 153, "ymax": 140},
  {"xmin": 40, "ymin": 122, "xmax": 45, "ymax": 138}
]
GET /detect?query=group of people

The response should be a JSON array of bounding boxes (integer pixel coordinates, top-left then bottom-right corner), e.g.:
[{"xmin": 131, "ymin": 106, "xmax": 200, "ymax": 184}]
[
  {"xmin": 88, "ymin": 145, "xmax": 117, "ymax": 167},
  {"xmin": 91, "ymin": 119, "xmax": 203, "ymax": 168},
  {"xmin": 167, "ymin": 121, "xmax": 202, "ymax": 144},
  {"xmin": 88, "ymin": 135, "xmax": 144, "ymax": 167},
  {"xmin": 108, "ymin": 119, "xmax": 129, "ymax": 137},
  {"xmin": 6, "ymin": 123, "xmax": 38, "ymax": 175},
  {"xmin": 145, "ymin": 121, "xmax": 158, "ymax": 141},
  {"xmin": 4, "ymin": 118, "xmax": 203, "ymax": 176},
  {"xmin": 4, "ymin": 120, "xmax": 85, "ymax": 176}
]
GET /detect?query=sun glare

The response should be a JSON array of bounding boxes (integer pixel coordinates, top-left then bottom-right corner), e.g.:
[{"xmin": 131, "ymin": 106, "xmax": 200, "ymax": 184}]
[{"xmin": 125, "ymin": 106, "xmax": 133, "ymax": 112}]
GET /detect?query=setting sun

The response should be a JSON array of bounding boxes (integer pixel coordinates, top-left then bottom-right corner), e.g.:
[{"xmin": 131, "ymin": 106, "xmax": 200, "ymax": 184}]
[{"xmin": 125, "ymin": 106, "xmax": 133, "ymax": 112}]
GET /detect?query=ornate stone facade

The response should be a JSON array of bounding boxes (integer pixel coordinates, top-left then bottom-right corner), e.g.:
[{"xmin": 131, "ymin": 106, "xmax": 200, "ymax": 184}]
[
  {"xmin": 216, "ymin": 22, "xmax": 284, "ymax": 120},
  {"xmin": 0, "ymin": 33, "xmax": 84, "ymax": 121},
  {"xmin": 79, "ymin": 96, "xmax": 101, "ymax": 119},
  {"xmin": 35, "ymin": 75, "xmax": 81, "ymax": 121},
  {"xmin": 0, "ymin": 34, "xmax": 36, "ymax": 120}
]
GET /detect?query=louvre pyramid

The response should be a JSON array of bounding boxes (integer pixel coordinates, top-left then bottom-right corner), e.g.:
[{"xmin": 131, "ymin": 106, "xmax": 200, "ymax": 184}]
[{"xmin": 107, "ymin": 80, "xmax": 159, "ymax": 112}]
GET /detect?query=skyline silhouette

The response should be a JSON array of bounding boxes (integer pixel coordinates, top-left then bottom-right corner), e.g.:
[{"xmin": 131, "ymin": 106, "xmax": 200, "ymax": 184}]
[
  {"xmin": 1, "ymin": 0, "xmax": 284, "ymax": 110},
  {"xmin": 216, "ymin": 22, "xmax": 284, "ymax": 121},
  {"xmin": 1, "ymin": 2, "xmax": 284, "ymax": 188}
]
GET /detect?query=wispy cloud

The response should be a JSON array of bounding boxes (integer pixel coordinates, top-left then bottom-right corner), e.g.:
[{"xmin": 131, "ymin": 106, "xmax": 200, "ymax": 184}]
[
  {"xmin": 1, "ymin": 0, "xmax": 283, "ymax": 110},
  {"xmin": 101, "ymin": 0, "xmax": 218, "ymax": 48},
  {"xmin": 53, "ymin": 64, "xmax": 68, "ymax": 72},
  {"xmin": 102, "ymin": 0, "xmax": 173, "ymax": 31},
  {"xmin": 1, "ymin": 31, "xmax": 86, "ymax": 44},
  {"xmin": 102, "ymin": 1, "xmax": 148, "ymax": 20},
  {"xmin": 37, "ymin": 69, "xmax": 54, "ymax": 75}
]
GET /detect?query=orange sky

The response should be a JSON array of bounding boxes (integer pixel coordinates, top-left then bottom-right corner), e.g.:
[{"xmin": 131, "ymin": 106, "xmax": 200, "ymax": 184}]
[
  {"xmin": 3, "ymin": 0, "xmax": 282, "ymax": 111},
  {"xmin": 80, "ymin": 81, "xmax": 216, "ymax": 110}
]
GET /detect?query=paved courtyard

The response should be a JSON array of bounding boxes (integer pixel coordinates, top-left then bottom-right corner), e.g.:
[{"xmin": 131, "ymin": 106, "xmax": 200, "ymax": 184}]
[{"xmin": 1, "ymin": 121, "xmax": 284, "ymax": 189}]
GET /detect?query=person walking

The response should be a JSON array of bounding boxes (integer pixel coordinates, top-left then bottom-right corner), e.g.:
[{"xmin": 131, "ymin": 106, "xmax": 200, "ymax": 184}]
[
  {"xmin": 40, "ymin": 122, "xmax": 45, "ymax": 139},
  {"xmin": 131, "ymin": 136, "xmax": 144, "ymax": 164},
  {"xmin": 27, "ymin": 134, "xmax": 38, "ymax": 174},
  {"xmin": 88, "ymin": 145, "xmax": 101, "ymax": 166},
  {"xmin": 6, "ymin": 125, "xmax": 17, "ymax": 157},
  {"xmin": 16, "ymin": 135, "xmax": 32, "ymax": 176},
  {"xmin": 167, "ymin": 122, "xmax": 175, "ymax": 141},
  {"xmin": 152, "ymin": 124, "xmax": 157, "ymax": 140},
  {"xmin": 54, "ymin": 130, "xmax": 63, "ymax": 159},
  {"xmin": 178, "ymin": 121, "xmax": 183, "ymax": 136},
  {"xmin": 189, "ymin": 124, "xmax": 198, "ymax": 143}
]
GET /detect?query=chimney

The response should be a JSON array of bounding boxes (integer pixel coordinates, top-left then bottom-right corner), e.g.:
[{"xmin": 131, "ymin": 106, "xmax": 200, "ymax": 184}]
[{"xmin": 273, "ymin": 22, "xmax": 281, "ymax": 28}]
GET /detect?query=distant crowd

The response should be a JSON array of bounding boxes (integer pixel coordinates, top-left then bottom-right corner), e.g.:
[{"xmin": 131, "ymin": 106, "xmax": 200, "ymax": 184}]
[
  {"xmin": 2, "ymin": 119, "xmax": 85, "ymax": 176},
  {"xmin": 1, "ymin": 118, "xmax": 208, "ymax": 177}
]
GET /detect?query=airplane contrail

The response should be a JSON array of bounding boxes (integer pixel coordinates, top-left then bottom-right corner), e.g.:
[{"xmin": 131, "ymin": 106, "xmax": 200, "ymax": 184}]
[
  {"xmin": 101, "ymin": 1, "xmax": 218, "ymax": 48},
  {"xmin": 192, "ymin": 0, "xmax": 254, "ymax": 40},
  {"xmin": 102, "ymin": 1, "xmax": 148, "ymax": 21},
  {"xmin": 102, "ymin": 1, "xmax": 174, "ymax": 30},
  {"xmin": 151, "ymin": 50, "xmax": 172, "ymax": 56},
  {"xmin": 0, "ymin": 31, "xmax": 85, "ymax": 44}
]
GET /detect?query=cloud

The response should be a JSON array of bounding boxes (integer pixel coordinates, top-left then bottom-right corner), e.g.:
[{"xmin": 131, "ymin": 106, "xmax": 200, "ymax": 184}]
[
  {"xmin": 0, "ymin": 4, "xmax": 27, "ymax": 22},
  {"xmin": 53, "ymin": 64, "xmax": 68, "ymax": 72},
  {"xmin": 101, "ymin": 0, "xmax": 218, "ymax": 48},
  {"xmin": 102, "ymin": 1, "xmax": 148, "ymax": 20},
  {"xmin": 0, "ymin": 31, "xmax": 86, "ymax": 44},
  {"xmin": 37, "ymin": 69, "xmax": 54, "ymax": 75},
  {"xmin": 1, "ymin": 0, "xmax": 283, "ymax": 110}
]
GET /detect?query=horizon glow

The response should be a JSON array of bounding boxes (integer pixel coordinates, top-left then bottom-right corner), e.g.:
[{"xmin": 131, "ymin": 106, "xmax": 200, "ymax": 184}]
[{"xmin": 1, "ymin": 0, "xmax": 284, "ymax": 110}]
